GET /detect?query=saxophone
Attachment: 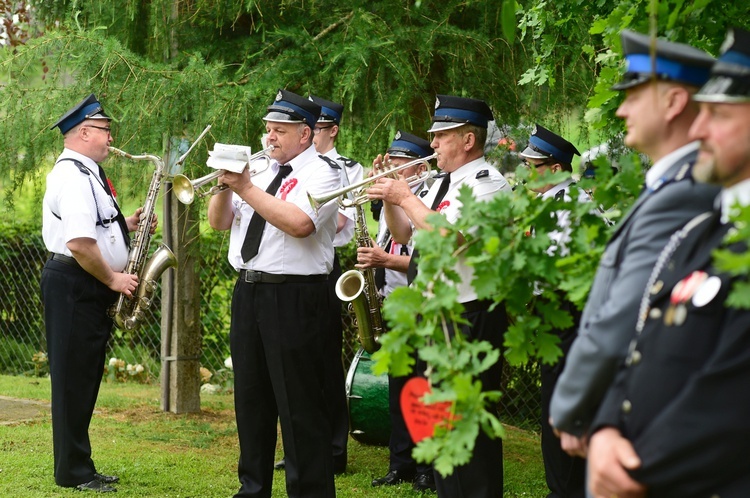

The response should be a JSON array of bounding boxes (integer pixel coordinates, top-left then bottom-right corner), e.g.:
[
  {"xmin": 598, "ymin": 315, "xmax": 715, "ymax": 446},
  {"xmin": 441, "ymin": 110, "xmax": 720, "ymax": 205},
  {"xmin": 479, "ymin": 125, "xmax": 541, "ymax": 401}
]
[
  {"xmin": 335, "ymin": 202, "xmax": 383, "ymax": 353},
  {"xmin": 107, "ymin": 147, "xmax": 177, "ymax": 331}
]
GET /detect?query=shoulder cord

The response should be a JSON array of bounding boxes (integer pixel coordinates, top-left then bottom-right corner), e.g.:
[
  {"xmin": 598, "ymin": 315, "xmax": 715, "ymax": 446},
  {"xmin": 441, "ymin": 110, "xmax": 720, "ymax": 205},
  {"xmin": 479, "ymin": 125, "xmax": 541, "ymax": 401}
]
[{"xmin": 633, "ymin": 210, "xmax": 714, "ymax": 337}]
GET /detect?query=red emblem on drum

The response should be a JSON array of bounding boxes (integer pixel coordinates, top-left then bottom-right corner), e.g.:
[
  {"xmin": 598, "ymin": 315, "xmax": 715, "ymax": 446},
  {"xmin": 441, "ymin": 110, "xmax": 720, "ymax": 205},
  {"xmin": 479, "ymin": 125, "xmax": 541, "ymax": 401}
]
[
  {"xmin": 280, "ymin": 178, "xmax": 298, "ymax": 200},
  {"xmin": 436, "ymin": 200, "xmax": 450, "ymax": 213},
  {"xmin": 400, "ymin": 376, "xmax": 455, "ymax": 444}
]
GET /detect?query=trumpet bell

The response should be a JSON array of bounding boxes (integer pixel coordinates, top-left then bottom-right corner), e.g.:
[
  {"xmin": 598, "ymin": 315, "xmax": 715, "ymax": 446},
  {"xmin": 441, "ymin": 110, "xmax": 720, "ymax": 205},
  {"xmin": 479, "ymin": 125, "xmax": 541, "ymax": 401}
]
[{"xmin": 172, "ymin": 174, "xmax": 198, "ymax": 204}]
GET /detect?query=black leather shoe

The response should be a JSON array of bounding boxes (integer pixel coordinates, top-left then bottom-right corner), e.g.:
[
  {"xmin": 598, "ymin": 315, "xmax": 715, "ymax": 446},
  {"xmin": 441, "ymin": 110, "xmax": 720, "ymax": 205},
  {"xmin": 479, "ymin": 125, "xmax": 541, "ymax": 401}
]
[
  {"xmin": 333, "ymin": 457, "xmax": 347, "ymax": 475},
  {"xmin": 94, "ymin": 473, "xmax": 120, "ymax": 484},
  {"xmin": 274, "ymin": 458, "xmax": 285, "ymax": 470},
  {"xmin": 371, "ymin": 469, "xmax": 415, "ymax": 487},
  {"xmin": 413, "ymin": 472, "xmax": 436, "ymax": 492},
  {"xmin": 75, "ymin": 479, "xmax": 117, "ymax": 493}
]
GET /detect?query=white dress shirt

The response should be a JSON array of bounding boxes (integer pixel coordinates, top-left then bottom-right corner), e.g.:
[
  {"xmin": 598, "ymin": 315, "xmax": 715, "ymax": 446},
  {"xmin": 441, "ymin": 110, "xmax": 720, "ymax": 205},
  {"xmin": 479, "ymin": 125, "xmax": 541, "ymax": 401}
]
[
  {"xmin": 43, "ymin": 148, "xmax": 129, "ymax": 271},
  {"xmin": 322, "ymin": 147, "xmax": 364, "ymax": 248},
  {"xmin": 417, "ymin": 157, "xmax": 511, "ymax": 303},
  {"xmin": 226, "ymin": 144, "xmax": 340, "ymax": 274}
]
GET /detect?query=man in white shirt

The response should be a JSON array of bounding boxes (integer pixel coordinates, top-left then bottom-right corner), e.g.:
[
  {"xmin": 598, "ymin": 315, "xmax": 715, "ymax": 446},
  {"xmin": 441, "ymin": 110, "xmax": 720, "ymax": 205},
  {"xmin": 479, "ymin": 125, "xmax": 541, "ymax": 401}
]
[
  {"xmin": 520, "ymin": 124, "xmax": 587, "ymax": 498},
  {"xmin": 42, "ymin": 93, "xmax": 144, "ymax": 492},
  {"xmin": 359, "ymin": 130, "xmax": 436, "ymax": 489},
  {"xmin": 368, "ymin": 94, "xmax": 511, "ymax": 497},
  {"xmin": 207, "ymin": 89, "xmax": 340, "ymax": 498}
]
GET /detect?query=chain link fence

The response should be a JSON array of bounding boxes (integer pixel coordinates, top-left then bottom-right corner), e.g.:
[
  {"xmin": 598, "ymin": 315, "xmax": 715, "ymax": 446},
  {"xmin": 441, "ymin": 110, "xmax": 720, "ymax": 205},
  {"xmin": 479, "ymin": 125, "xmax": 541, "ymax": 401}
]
[{"xmin": 0, "ymin": 220, "xmax": 542, "ymax": 428}]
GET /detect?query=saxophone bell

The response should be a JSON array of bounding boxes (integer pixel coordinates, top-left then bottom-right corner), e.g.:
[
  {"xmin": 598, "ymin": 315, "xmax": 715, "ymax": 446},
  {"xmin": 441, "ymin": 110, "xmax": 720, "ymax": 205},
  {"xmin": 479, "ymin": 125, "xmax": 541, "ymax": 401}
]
[{"xmin": 337, "ymin": 270, "xmax": 381, "ymax": 354}]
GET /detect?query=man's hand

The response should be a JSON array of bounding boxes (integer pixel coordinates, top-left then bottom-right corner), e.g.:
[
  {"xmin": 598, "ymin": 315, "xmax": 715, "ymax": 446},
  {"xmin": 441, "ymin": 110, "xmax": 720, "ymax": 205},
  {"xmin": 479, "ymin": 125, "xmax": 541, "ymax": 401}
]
[
  {"xmin": 560, "ymin": 430, "xmax": 589, "ymax": 458},
  {"xmin": 588, "ymin": 427, "xmax": 646, "ymax": 498},
  {"xmin": 371, "ymin": 153, "xmax": 393, "ymax": 177},
  {"xmin": 356, "ymin": 243, "xmax": 389, "ymax": 269},
  {"xmin": 109, "ymin": 272, "xmax": 140, "ymax": 297},
  {"xmin": 367, "ymin": 177, "xmax": 413, "ymax": 206},
  {"xmin": 127, "ymin": 207, "xmax": 158, "ymax": 234},
  {"xmin": 219, "ymin": 169, "xmax": 253, "ymax": 194}
]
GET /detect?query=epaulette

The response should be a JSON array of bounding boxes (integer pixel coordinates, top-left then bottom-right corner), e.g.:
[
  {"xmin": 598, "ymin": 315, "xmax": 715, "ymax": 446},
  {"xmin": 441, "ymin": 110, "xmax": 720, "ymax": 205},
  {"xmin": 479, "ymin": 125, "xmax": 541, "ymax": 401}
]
[
  {"xmin": 319, "ymin": 155, "xmax": 341, "ymax": 169},
  {"xmin": 336, "ymin": 156, "xmax": 358, "ymax": 168},
  {"xmin": 419, "ymin": 190, "xmax": 429, "ymax": 198},
  {"xmin": 56, "ymin": 158, "xmax": 90, "ymax": 175},
  {"xmin": 475, "ymin": 169, "xmax": 489, "ymax": 179}
]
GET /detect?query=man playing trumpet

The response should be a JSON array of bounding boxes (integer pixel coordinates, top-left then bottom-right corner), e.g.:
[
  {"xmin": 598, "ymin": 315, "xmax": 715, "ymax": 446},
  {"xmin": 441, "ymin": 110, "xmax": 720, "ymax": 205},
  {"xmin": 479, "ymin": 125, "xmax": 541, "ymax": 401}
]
[
  {"xmin": 207, "ymin": 89, "xmax": 340, "ymax": 498},
  {"xmin": 367, "ymin": 95, "xmax": 511, "ymax": 497},
  {"xmin": 359, "ymin": 130, "xmax": 439, "ymax": 491}
]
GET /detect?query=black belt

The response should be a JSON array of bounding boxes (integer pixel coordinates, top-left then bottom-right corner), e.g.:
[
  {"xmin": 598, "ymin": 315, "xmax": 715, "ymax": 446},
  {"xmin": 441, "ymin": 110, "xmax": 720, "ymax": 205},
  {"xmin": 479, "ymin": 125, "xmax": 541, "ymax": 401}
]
[
  {"xmin": 49, "ymin": 253, "xmax": 81, "ymax": 269},
  {"xmin": 239, "ymin": 269, "xmax": 327, "ymax": 284},
  {"xmin": 461, "ymin": 299, "xmax": 492, "ymax": 314}
]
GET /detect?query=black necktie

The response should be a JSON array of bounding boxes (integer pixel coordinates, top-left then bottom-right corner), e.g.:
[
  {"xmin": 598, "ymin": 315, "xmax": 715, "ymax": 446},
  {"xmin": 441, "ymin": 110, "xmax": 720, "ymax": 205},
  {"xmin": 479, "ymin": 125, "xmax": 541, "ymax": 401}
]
[
  {"xmin": 407, "ymin": 173, "xmax": 451, "ymax": 284},
  {"xmin": 241, "ymin": 164, "xmax": 293, "ymax": 262},
  {"xmin": 99, "ymin": 166, "xmax": 131, "ymax": 248}
]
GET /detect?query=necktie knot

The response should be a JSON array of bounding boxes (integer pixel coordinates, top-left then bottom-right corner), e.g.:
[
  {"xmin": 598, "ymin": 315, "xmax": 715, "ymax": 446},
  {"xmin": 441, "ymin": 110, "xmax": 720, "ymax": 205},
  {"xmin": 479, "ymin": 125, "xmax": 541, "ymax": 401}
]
[{"xmin": 279, "ymin": 164, "xmax": 292, "ymax": 178}]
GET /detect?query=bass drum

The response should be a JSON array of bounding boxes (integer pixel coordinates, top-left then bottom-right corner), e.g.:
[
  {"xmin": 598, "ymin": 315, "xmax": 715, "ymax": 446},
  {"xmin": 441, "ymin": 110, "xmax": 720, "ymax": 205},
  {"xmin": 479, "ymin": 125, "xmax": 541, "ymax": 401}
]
[{"xmin": 345, "ymin": 347, "xmax": 391, "ymax": 446}]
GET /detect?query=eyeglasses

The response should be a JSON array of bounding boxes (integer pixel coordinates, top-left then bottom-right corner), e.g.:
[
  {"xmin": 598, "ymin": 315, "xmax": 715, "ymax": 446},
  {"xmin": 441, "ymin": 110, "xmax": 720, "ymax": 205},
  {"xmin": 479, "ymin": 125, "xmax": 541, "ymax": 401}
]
[
  {"xmin": 313, "ymin": 126, "xmax": 334, "ymax": 134},
  {"xmin": 85, "ymin": 125, "xmax": 112, "ymax": 135},
  {"xmin": 523, "ymin": 159, "xmax": 553, "ymax": 168}
]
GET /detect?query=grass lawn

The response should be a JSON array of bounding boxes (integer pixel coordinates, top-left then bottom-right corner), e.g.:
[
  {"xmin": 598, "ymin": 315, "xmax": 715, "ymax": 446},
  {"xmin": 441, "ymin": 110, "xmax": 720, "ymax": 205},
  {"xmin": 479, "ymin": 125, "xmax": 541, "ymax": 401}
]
[{"xmin": 0, "ymin": 375, "xmax": 549, "ymax": 497}]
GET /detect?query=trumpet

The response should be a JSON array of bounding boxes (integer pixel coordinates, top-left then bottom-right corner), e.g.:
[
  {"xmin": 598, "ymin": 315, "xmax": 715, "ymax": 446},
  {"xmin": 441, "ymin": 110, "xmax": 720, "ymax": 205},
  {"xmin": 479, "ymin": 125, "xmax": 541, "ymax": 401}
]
[
  {"xmin": 308, "ymin": 152, "xmax": 437, "ymax": 214},
  {"xmin": 172, "ymin": 145, "xmax": 275, "ymax": 204}
]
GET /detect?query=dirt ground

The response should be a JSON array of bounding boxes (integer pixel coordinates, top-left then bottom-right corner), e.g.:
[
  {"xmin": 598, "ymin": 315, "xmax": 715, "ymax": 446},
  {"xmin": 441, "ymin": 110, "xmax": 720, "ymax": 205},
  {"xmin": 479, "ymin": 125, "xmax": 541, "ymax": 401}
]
[{"xmin": 0, "ymin": 396, "xmax": 49, "ymax": 425}]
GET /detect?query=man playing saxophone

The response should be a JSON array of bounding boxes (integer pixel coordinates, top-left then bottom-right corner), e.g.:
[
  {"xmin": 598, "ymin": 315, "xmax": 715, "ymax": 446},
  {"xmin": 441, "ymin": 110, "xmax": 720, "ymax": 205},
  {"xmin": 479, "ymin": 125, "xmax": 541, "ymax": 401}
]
[
  {"xmin": 358, "ymin": 130, "xmax": 438, "ymax": 491},
  {"xmin": 41, "ymin": 93, "xmax": 154, "ymax": 492}
]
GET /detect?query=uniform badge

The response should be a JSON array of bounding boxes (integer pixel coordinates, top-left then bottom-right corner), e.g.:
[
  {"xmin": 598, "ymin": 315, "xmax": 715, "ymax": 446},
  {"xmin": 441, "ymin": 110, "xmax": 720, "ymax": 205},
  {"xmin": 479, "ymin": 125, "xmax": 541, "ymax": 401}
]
[
  {"xmin": 280, "ymin": 178, "xmax": 298, "ymax": 201},
  {"xmin": 395, "ymin": 131, "xmax": 402, "ymax": 140},
  {"xmin": 531, "ymin": 125, "xmax": 537, "ymax": 135},
  {"xmin": 435, "ymin": 97, "xmax": 440, "ymax": 109},
  {"xmin": 275, "ymin": 90, "xmax": 283, "ymax": 102},
  {"xmin": 692, "ymin": 275, "xmax": 721, "ymax": 308},
  {"xmin": 665, "ymin": 271, "xmax": 708, "ymax": 326},
  {"xmin": 475, "ymin": 169, "xmax": 489, "ymax": 179},
  {"xmin": 436, "ymin": 200, "xmax": 450, "ymax": 213}
]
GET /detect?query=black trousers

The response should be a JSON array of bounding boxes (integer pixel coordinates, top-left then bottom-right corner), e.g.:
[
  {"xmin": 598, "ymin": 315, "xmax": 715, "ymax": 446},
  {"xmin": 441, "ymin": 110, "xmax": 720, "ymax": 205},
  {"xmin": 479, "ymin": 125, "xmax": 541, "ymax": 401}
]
[
  {"xmin": 230, "ymin": 277, "xmax": 335, "ymax": 498},
  {"xmin": 41, "ymin": 259, "xmax": 117, "ymax": 487},
  {"xmin": 323, "ymin": 254, "xmax": 349, "ymax": 470},
  {"xmin": 433, "ymin": 303, "xmax": 506, "ymax": 498},
  {"xmin": 540, "ymin": 302, "xmax": 586, "ymax": 498}
]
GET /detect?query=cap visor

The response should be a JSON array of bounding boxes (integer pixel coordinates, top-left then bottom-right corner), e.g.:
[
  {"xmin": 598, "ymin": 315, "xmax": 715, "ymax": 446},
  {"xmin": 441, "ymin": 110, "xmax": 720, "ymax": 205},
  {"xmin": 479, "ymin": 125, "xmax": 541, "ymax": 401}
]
[
  {"xmin": 263, "ymin": 111, "xmax": 303, "ymax": 123},
  {"xmin": 611, "ymin": 73, "xmax": 653, "ymax": 91},
  {"xmin": 427, "ymin": 121, "xmax": 466, "ymax": 133},
  {"xmin": 693, "ymin": 75, "xmax": 750, "ymax": 103},
  {"xmin": 518, "ymin": 146, "xmax": 550, "ymax": 160}
]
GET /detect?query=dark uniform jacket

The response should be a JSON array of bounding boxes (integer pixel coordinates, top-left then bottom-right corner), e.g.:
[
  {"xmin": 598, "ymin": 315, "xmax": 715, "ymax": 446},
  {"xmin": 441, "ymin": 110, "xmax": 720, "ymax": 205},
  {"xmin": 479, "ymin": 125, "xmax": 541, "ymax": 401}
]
[
  {"xmin": 593, "ymin": 208, "xmax": 750, "ymax": 497},
  {"xmin": 550, "ymin": 147, "xmax": 721, "ymax": 435}
]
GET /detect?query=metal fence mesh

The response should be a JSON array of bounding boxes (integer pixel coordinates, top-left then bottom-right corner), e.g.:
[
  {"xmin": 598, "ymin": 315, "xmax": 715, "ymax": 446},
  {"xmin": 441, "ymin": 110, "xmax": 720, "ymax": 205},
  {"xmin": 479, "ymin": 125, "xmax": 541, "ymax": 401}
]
[{"xmin": 0, "ymin": 223, "xmax": 541, "ymax": 428}]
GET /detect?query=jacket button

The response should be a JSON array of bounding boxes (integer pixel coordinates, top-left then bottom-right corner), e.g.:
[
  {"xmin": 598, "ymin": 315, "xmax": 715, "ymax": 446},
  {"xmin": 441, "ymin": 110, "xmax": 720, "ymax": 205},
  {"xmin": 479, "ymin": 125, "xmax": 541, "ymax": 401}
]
[
  {"xmin": 651, "ymin": 280, "xmax": 663, "ymax": 294},
  {"xmin": 621, "ymin": 400, "xmax": 632, "ymax": 413},
  {"xmin": 649, "ymin": 307, "xmax": 662, "ymax": 320},
  {"xmin": 630, "ymin": 350, "xmax": 642, "ymax": 365}
]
